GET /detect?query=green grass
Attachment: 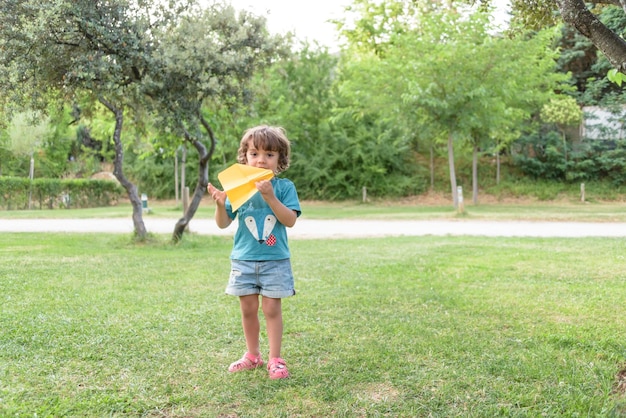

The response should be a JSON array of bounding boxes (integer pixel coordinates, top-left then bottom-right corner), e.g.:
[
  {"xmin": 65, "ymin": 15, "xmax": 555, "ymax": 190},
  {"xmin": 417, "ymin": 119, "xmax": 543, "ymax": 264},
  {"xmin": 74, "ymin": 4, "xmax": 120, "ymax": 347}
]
[
  {"xmin": 2, "ymin": 198, "xmax": 626, "ymax": 222},
  {"xmin": 1, "ymin": 232, "xmax": 626, "ymax": 416}
]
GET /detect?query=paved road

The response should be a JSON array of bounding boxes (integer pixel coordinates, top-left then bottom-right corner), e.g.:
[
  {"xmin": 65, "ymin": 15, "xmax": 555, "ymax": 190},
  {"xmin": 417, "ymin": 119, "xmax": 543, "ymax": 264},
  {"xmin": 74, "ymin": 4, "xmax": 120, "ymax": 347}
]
[{"xmin": 0, "ymin": 218, "xmax": 624, "ymax": 238}]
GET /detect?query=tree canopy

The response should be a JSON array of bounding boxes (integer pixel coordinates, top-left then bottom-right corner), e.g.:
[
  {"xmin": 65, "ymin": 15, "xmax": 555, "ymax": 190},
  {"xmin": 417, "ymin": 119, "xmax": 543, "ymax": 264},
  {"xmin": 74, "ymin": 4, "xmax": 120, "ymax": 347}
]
[
  {"xmin": 0, "ymin": 0, "xmax": 286, "ymax": 238},
  {"xmin": 471, "ymin": 0, "xmax": 626, "ymax": 75},
  {"xmin": 2, "ymin": 0, "xmax": 626, "ymax": 216}
]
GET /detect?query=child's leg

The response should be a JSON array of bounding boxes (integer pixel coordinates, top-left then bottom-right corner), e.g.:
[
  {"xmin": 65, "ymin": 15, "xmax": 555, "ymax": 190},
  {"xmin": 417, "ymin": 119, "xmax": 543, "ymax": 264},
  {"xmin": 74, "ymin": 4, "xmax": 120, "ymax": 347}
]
[
  {"xmin": 262, "ymin": 296, "xmax": 289, "ymax": 379},
  {"xmin": 239, "ymin": 294, "xmax": 261, "ymax": 356},
  {"xmin": 261, "ymin": 296, "xmax": 283, "ymax": 359}
]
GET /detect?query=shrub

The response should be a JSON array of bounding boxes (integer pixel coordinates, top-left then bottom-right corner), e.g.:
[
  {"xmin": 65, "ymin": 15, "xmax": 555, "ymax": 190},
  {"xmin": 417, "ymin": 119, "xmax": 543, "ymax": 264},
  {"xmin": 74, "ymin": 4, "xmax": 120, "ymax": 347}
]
[{"xmin": 0, "ymin": 177, "xmax": 124, "ymax": 210}]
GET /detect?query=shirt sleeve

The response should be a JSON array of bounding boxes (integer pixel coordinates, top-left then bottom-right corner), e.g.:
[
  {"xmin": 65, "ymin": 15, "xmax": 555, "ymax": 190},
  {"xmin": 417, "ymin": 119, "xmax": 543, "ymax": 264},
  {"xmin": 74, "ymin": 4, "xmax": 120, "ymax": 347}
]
[{"xmin": 277, "ymin": 179, "xmax": 301, "ymax": 218}]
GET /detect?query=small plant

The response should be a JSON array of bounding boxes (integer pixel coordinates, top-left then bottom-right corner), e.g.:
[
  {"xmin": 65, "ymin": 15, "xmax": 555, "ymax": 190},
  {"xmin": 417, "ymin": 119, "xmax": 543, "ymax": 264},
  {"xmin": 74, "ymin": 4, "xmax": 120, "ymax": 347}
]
[{"xmin": 608, "ymin": 68, "xmax": 626, "ymax": 87}]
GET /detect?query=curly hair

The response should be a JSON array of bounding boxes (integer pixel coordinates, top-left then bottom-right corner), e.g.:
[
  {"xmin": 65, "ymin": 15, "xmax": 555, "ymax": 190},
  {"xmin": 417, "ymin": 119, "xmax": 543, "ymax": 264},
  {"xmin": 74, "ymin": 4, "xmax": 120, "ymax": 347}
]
[{"xmin": 237, "ymin": 125, "xmax": 291, "ymax": 174}]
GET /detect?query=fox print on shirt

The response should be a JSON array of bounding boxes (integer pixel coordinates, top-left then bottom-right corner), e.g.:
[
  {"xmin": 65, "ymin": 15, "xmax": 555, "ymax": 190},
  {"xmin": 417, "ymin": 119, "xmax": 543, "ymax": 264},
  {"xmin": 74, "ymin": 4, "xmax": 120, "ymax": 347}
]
[{"xmin": 244, "ymin": 214, "xmax": 278, "ymax": 246}]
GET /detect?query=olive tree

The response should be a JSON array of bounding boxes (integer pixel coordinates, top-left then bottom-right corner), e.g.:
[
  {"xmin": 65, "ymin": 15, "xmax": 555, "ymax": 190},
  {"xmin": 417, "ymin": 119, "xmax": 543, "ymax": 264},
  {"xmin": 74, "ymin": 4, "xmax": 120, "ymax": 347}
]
[
  {"xmin": 0, "ymin": 0, "xmax": 191, "ymax": 238},
  {"xmin": 142, "ymin": 3, "xmax": 288, "ymax": 241},
  {"xmin": 0, "ymin": 0, "xmax": 285, "ymax": 240}
]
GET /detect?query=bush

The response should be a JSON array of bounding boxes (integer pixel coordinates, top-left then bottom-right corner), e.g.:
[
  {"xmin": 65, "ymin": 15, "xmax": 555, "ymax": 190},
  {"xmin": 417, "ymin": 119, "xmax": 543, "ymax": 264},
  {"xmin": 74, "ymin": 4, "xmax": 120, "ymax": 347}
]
[
  {"xmin": 513, "ymin": 130, "xmax": 626, "ymax": 186},
  {"xmin": 0, "ymin": 177, "xmax": 124, "ymax": 210}
]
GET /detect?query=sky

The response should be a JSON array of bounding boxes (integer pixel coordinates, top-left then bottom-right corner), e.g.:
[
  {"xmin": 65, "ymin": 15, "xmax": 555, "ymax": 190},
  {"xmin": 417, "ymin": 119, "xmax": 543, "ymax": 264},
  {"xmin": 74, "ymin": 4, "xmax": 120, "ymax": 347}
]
[
  {"xmin": 227, "ymin": 0, "xmax": 511, "ymax": 51},
  {"xmin": 228, "ymin": 0, "xmax": 353, "ymax": 49}
]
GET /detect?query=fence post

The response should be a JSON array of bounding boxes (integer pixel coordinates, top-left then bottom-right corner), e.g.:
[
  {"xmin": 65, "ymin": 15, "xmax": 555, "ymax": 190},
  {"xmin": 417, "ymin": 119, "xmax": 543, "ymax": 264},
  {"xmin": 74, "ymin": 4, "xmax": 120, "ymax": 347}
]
[
  {"xmin": 580, "ymin": 183, "xmax": 585, "ymax": 202},
  {"xmin": 457, "ymin": 186, "xmax": 465, "ymax": 214},
  {"xmin": 141, "ymin": 193, "xmax": 149, "ymax": 213}
]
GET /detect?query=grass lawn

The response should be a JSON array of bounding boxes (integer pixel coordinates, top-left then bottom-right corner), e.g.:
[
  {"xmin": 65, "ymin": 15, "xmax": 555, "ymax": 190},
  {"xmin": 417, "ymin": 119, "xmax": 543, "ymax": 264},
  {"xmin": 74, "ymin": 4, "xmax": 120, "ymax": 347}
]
[
  {"xmin": 1, "ymin": 197, "xmax": 626, "ymax": 222},
  {"xmin": 1, "ymin": 232, "xmax": 625, "ymax": 416}
]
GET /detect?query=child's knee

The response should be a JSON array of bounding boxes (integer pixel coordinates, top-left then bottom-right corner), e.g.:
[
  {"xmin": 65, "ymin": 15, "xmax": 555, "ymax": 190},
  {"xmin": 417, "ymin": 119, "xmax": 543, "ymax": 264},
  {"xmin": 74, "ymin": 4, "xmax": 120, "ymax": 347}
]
[{"xmin": 261, "ymin": 297, "xmax": 282, "ymax": 317}]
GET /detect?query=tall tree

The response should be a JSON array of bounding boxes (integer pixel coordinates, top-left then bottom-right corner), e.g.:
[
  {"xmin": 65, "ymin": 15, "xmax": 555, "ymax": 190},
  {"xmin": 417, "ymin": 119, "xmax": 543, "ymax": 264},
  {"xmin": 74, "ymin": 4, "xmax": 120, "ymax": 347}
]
[
  {"xmin": 0, "ymin": 1, "xmax": 284, "ymax": 240},
  {"xmin": 7, "ymin": 111, "xmax": 50, "ymax": 208},
  {"xmin": 339, "ymin": 2, "xmax": 568, "ymax": 207},
  {"xmin": 540, "ymin": 95, "xmax": 584, "ymax": 162},
  {"xmin": 0, "ymin": 0, "xmax": 191, "ymax": 238},
  {"xmin": 143, "ymin": 3, "xmax": 287, "ymax": 241}
]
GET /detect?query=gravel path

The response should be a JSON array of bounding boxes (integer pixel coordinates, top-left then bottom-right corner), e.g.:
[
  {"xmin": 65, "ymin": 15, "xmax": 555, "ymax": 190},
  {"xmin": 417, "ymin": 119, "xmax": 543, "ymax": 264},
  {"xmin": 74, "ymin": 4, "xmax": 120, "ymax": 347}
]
[{"xmin": 0, "ymin": 218, "xmax": 624, "ymax": 238}]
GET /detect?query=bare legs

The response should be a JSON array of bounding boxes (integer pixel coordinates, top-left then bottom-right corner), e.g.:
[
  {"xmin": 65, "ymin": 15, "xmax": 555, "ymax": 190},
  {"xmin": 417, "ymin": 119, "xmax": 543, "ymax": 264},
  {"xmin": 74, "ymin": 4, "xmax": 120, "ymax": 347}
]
[{"xmin": 239, "ymin": 294, "xmax": 283, "ymax": 359}]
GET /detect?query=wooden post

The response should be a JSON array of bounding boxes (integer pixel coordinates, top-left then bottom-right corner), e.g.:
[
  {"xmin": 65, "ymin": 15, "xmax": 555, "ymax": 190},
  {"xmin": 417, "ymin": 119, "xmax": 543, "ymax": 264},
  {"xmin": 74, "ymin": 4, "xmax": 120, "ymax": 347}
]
[
  {"xmin": 580, "ymin": 183, "xmax": 585, "ymax": 202},
  {"xmin": 457, "ymin": 186, "xmax": 465, "ymax": 214},
  {"xmin": 28, "ymin": 154, "xmax": 34, "ymax": 210},
  {"xmin": 362, "ymin": 186, "xmax": 367, "ymax": 203},
  {"xmin": 141, "ymin": 193, "xmax": 149, "ymax": 213}
]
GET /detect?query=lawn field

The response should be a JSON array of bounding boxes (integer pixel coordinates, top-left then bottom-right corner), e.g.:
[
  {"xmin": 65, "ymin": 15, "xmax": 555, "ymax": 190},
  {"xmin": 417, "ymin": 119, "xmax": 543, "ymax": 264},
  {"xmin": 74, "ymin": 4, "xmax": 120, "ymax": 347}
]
[
  {"xmin": 1, "ymin": 232, "xmax": 625, "ymax": 416},
  {"xmin": 1, "ymin": 198, "xmax": 626, "ymax": 223}
]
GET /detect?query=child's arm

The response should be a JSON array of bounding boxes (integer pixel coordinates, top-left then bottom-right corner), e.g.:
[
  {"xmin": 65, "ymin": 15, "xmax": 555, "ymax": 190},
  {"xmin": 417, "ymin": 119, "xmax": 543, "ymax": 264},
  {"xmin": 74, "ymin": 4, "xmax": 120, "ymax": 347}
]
[
  {"xmin": 256, "ymin": 180, "xmax": 298, "ymax": 227},
  {"xmin": 207, "ymin": 183, "xmax": 233, "ymax": 229}
]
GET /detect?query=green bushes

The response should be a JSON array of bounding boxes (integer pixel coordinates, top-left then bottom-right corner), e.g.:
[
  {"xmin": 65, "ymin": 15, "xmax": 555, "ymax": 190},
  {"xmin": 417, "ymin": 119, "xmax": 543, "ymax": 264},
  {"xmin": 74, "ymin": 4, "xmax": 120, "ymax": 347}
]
[
  {"xmin": 0, "ymin": 177, "xmax": 124, "ymax": 210},
  {"xmin": 513, "ymin": 131, "xmax": 626, "ymax": 186}
]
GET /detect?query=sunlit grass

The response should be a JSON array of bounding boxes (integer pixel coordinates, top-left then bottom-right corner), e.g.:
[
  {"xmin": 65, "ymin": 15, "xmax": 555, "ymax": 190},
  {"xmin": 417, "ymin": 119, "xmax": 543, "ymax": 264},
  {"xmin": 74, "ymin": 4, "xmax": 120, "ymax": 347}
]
[
  {"xmin": 2, "ymin": 197, "xmax": 626, "ymax": 222},
  {"xmin": 1, "ymin": 233, "xmax": 625, "ymax": 416}
]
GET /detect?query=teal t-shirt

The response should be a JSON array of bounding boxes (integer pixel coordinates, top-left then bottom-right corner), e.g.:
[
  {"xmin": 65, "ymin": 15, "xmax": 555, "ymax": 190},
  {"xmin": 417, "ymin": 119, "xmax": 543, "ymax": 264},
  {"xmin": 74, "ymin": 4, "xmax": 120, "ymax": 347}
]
[{"xmin": 226, "ymin": 177, "xmax": 301, "ymax": 261}]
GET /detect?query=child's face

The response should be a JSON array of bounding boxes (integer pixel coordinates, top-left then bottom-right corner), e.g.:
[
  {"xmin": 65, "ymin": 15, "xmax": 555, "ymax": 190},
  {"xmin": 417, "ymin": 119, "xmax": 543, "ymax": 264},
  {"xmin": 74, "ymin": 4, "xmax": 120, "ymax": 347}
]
[{"xmin": 245, "ymin": 140, "xmax": 279, "ymax": 173}]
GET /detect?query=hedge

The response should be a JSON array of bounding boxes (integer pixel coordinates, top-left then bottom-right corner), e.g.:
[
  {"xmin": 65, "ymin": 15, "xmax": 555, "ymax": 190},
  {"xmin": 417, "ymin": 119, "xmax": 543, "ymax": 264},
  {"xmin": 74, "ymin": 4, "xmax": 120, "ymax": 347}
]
[{"xmin": 0, "ymin": 177, "xmax": 125, "ymax": 210}]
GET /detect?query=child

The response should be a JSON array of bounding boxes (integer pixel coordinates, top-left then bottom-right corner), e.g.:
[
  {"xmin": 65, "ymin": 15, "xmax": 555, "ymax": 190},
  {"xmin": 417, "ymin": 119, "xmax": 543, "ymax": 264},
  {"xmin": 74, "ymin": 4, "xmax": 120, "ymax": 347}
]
[{"xmin": 207, "ymin": 125, "xmax": 301, "ymax": 380}]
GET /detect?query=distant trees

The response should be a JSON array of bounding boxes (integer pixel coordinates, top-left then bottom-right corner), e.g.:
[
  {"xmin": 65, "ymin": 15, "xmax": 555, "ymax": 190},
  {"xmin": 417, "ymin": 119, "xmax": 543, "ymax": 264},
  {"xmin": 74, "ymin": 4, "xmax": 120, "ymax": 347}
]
[
  {"xmin": 331, "ymin": 1, "xmax": 568, "ymax": 206},
  {"xmin": 0, "ymin": 0, "xmax": 285, "ymax": 239},
  {"xmin": 3, "ymin": 0, "xmax": 626, "ymax": 217}
]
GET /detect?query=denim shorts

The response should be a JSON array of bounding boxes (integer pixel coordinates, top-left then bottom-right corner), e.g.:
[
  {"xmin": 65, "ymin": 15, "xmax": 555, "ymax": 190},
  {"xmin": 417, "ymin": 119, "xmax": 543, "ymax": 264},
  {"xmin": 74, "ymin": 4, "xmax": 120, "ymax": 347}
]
[{"xmin": 225, "ymin": 259, "xmax": 296, "ymax": 298}]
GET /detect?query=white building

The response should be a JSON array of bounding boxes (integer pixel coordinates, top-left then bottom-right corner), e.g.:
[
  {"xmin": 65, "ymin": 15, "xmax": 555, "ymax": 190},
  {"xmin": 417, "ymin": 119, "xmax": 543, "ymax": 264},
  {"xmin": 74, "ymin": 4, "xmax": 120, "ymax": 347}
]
[{"xmin": 580, "ymin": 105, "xmax": 626, "ymax": 141}]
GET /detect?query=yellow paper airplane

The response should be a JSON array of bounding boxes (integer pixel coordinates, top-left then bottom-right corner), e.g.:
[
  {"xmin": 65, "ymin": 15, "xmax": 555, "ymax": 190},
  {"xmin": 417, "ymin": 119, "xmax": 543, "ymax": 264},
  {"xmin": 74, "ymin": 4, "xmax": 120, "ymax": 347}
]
[{"xmin": 217, "ymin": 163, "xmax": 274, "ymax": 210}]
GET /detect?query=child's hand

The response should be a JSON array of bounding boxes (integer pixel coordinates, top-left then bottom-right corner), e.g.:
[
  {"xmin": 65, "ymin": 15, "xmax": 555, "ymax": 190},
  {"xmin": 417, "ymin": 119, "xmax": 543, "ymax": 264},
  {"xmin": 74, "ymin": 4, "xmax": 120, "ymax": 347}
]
[
  {"xmin": 207, "ymin": 183, "xmax": 227, "ymax": 206},
  {"xmin": 256, "ymin": 180, "xmax": 275, "ymax": 201}
]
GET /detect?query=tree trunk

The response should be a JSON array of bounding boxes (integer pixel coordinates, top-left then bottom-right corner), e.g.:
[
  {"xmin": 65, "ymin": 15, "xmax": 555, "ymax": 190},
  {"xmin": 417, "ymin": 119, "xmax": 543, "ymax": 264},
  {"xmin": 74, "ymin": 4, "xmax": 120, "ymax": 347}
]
[
  {"xmin": 472, "ymin": 145, "xmax": 479, "ymax": 205},
  {"xmin": 447, "ymin": 133, "xmax": 458, "ymax": 208},
  {"xmin": 174, "ymin": 147, "xmax": 179, "ymax": 204},
  {"xmin": 561, "ymin": 127, "xmax": 568, "ymax": 161},
  {"xmin": 430, "ymin": 143, "xmax": 435, "ymax": 191},
  {"xmin": 180, "ymin": 144, "xmax": 187, "ymax": 204},
  {"xmin": 172, "ymin": 115, "xmax": 216, "ymax": 242},
  {"xmin": 557, "ymin": 0, "xmax": 626, "ymax": 73},
  {"xmin": 496, "ymin": 151, "xmax": 501, "ymax": 185},
  {"xmin": 99, "ymin": 97, "xmax": 147, "ymax": 239}
]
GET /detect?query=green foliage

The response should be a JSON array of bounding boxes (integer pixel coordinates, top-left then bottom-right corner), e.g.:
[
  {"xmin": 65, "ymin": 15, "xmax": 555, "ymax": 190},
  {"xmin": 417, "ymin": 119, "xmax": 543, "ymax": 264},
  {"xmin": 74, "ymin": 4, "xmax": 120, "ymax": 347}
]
[
  {"xmin": 123, "ymin": 146, "xmax": 203, "ymax": 200},
  {"xmin": 556, "ymin": 4, "xmax": 626, "ymax": 106},
  {"xmin": 0, "ymin": 177, "xmax": 124, "ymax": 210},
  {"xmin": 7, "ymin": 111, "xmax": 51, "ymax": 156},
  {"xmin": 514, "ymin": 129, "xmax": 626, "ymax": 185},
  {"xmin": 343, "ymin": 5, "xmax": 568, "ymax": 205},
  {"xmin": 292, "ymin": 116, "xmax": 426, "ymax": 200},
  {"xmin": 2, "ymin": 0, "xmax": 625, "ymax": 206},
  {"xmin": 572, "ymin": 140, "xmax": 626, "ymax": 185},
  {"xmin": 540, "ymin": 96, "xmax": 583, "ymax": 126},
  {"xmin": 608, "ymin": 68, "xmax": 626, "ymax": 87},
  {"xmin": 513, "ymin": 130, "xmax": 568, "ymax": 180},
  {"xmin": 144, "ymin": 2, "xmax": 287, "ymax": 142},
  {"xmin": 245, "ymin": 44, "xmax": 425, "ymax": 200}
]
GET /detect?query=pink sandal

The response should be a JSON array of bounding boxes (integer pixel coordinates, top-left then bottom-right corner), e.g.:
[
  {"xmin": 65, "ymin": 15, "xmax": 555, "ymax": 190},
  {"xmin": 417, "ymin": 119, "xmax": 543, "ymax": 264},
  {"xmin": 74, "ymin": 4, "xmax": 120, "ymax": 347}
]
[
  {"xmin": 228, "ymin": 352, "xmax": 264, "ymax": 373},
  {"xmin": 267, "ymin": 358, "xmax": 289, "ymax": 379}
]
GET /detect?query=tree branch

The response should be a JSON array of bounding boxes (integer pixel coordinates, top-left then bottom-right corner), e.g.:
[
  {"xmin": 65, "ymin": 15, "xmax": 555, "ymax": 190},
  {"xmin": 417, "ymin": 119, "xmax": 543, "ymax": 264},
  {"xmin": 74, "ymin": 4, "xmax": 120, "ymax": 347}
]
[{"xmin": 557, "ymin": 0, "xmax": 626, "ymax": 72}]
